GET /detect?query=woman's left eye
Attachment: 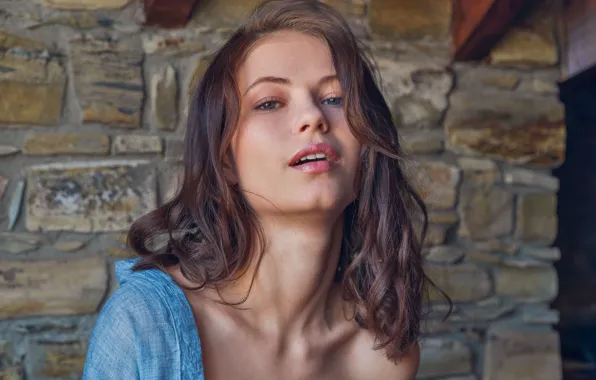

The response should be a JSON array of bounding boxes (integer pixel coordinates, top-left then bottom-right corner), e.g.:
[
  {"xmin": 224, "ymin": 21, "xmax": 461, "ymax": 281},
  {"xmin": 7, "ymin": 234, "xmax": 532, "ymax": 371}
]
[{"xmin": 322, "ymin": 97, "xmax": 342, "ymax": 106}]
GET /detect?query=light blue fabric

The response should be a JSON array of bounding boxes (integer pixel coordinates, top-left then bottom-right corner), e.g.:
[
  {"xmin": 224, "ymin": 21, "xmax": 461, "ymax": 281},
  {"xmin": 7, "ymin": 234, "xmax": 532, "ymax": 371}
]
[{"xmin": 83, "ymin": 258, "xmax": 204, "ymax": 379}]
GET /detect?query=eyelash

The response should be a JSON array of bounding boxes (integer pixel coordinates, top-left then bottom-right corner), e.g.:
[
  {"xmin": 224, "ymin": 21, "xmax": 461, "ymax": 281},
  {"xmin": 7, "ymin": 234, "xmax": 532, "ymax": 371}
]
[{"xmin": 254, "ymin": 96, "xmax": 343, "ymax": 111}]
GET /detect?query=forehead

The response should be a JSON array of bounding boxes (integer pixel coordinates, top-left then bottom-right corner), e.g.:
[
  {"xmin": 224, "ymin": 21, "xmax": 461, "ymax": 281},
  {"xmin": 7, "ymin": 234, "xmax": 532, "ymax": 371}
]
[{"xmin": 237, "ymin": 30, "xmax": 336, "ymax": 89}]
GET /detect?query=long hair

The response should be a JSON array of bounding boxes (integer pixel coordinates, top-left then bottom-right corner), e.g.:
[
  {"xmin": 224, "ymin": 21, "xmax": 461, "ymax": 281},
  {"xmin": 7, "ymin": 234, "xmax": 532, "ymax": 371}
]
[{"xmin": 128, "ymin": 0, "xmax": 438, "ymax": 360}]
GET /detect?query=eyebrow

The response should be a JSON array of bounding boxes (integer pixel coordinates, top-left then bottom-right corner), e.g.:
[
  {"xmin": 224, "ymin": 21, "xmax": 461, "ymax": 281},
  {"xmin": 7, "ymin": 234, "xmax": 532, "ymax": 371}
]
[{"xmin": 243, "ymin": 74, "xmax": 339, "ymax": 95}]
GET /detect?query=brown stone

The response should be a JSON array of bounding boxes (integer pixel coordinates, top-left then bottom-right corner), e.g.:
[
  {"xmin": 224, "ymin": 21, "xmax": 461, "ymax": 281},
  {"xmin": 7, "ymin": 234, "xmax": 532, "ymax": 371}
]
[
  {"xmin": 152, "ymin": 65, "xmax": 178, "ymax": 131},
  {"xmin": 465, "ymin": 251, "xmax": 503, "ymax": 265},
  {"xmin": 190, "ymin": 0, "xmax": 262, "ymax": 26},
  {"xmin": 70, "ymin": 36, "xmax": 143, "ymax": 128},
  {"xmin": 26, "ymin": 160, "xmax": 157, "ymax": 232},
  {"xmin": 113, "ymin": 135, "xmax": 163, "ymax": 154},
  {"xmin": 503, "ymin": 168, "xmax": 559, "ymax": 191},
  {"xmin": 515, "ymin": 193, "xmax": 557, "ymax": 244},
  {"xmin": 428, "ymin": 210, "xmax": 459, "ymax": 224},
  {"xmin": 481, "ymin": 74, "xmax": 520, "ymax": 90},
  {"xmin": 0, "ymin": 31, "xmax": 65, "ymax": 126},
  {"xmin": 458, "ymin": 185, "xmax": 514, "ymax": 240},
  {"xmin": 0, "ymin": 145, "xmax": 20, "ymax": 156},
  {"xmin": 369, "ymin": 0, "xmax": 453, "ymax": 39},
  {"xmin": 189, "ymin": 58, "xmax": 211, "ymax": 100},
  {"xmin": 484, "ymin": 325, "xmax": 561, "ymax": 380},
  {"xmin": 411, "ymin": 161, "xmax": 460, "ymax": 210},
  {"xmin": 0, "ymin": 256, "xmax": 107, "ymax": 318},
  {"xmin": 489, "ymin": 3, "xmax": 558, "ymax": 67},
  {"xmin": 0, "ymin": 176, "xmax": 7, "ymax": 201},
  {"xmin": 418, "ymin": 338, "xmax": 472, "ymax": 379},
  {"xmin": 454, "ymin": 65, "xmax": 519, "ymax": 91},
  {"xmin": 23, "ymin": 133, "xmax": 110, "ymax": 155},
  {"xmin": 142, "ymin": 31, "xmax": 205, "ymax": 55},
  {"xmin": 400, "ymin": 129, "xmax": 443, "ymax": 154},
  {"xmin": 531, "ymin": 79, "xmax": 559, "ymax": 95},
  {"xmin": 321, "ymin": 0, "xmax": 366, "ymax": 17},
  {"xmin": 445, "ymin": 92, "xmax": 565, "ymax": 168},
  {"xmin": 425, "ymin": 263, "xmax": 491, "ymax": 302},
  {"xmin": 28, "ymin": 341, "xmax": 87, "ymax": 379},
  {"xmin": 43, "ymin": 0, "xmax": 131, "ymax": 10},
  {"xmin": 495, "ymin": 264, "xmax": 558, "ymax": 302}
]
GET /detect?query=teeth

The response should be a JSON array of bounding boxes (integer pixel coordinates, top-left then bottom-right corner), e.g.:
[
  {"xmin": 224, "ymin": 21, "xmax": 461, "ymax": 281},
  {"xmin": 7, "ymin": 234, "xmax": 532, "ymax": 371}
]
[{"xmin": 296, "ymin": 152, "xmax": 328, "ymax": 164}]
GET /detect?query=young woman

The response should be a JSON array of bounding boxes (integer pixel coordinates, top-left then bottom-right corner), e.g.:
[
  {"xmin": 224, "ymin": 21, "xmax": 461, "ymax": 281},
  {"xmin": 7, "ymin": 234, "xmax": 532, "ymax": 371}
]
[{"xmin": 83, "ymin": 0, "xmax": 435, "ymax": 378}]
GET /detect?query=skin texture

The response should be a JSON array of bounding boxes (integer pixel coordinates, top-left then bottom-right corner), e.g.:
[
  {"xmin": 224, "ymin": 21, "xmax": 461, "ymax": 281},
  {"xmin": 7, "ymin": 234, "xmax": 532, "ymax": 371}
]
[{"xmin": 168, "ymin": 30, "xmax": 420, "ymax": 379}]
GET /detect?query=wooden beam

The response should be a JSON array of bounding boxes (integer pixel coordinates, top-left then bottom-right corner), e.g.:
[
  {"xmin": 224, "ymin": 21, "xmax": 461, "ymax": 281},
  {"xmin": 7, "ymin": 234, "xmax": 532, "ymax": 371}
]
[
  {"xmin": 453, "ymin": 0, "xmax": 535, "ymax": 61},
  {"xmin": 144, "ymin": 0, "xmax": 200, "ymax": 28}
]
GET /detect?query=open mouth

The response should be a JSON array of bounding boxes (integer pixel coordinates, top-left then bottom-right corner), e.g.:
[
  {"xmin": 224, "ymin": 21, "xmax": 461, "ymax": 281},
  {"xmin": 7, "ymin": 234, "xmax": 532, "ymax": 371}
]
[{"xmin": 291, "ymin": 153, "xmax": 329, "ymax": 166}]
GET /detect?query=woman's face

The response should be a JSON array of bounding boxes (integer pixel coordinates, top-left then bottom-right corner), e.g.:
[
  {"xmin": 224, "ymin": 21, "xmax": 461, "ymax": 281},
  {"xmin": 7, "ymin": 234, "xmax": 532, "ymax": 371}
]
[{"xmin": 231, "ymin": 30, "xmax": 362, "ymax": 219}]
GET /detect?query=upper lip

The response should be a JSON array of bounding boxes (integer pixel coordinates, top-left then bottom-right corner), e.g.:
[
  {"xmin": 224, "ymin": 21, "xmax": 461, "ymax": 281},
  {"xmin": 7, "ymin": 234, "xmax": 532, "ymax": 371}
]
[{"xmin": 289, "ymin": 142, "xmax": 339, "ymax": 166}]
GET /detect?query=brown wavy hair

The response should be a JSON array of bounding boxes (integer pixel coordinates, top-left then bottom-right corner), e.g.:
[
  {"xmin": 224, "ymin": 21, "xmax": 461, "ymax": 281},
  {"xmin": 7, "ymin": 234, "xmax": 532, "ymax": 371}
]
[{"xmin": 128, "ymin": 0, "xmax": 439, "ymax": 360}]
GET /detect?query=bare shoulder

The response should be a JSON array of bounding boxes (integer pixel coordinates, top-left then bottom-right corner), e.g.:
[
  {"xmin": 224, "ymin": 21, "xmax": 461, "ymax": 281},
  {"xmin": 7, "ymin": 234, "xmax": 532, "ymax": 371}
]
[{"xmin": 347, "ymin": 328, "xmax": 420, "ymax": 380}]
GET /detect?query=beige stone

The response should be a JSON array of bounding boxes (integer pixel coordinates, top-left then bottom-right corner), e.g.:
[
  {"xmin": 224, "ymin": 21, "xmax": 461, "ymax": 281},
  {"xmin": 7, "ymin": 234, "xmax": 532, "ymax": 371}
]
[
  {"xmin": 425, "ymin": 263, "xmax": 491, "ymax": 302},
  {"xmin": 520, "ymin": 246, "xmax": 561, "ymax": 261},
  {"xmin": 489, "ymin": 3, "xmax": 558, "ymax": 67},
  {"xmin": 458, "ymin": 185, "xmax": 514, "ymax": 240},
  {"xmin": 0, "ymin": 31, "xmax": 65, "ymax": 126},
  {"xmin": 458, "ymin": 157, "xmax": 500, "ymax": 184},
  {"xmin": 70, "ymin": 36, "xmax": 143, "ymax": 128},
  {"xmin": 53, "ymin": 241, "xmax": 85, "ymax": 252},
  {"xmin": 369, "ymin": 0, "xmax": 452, "ymax": 39},
  {"xmin": 43, "ymin": 0, "xmax": 131, "ymax": 10},
  {"xmin": 0, "ymin": 233, "xmax": 46, "ymax": 254},
  {"xmin": 424, "ymin": 224, "xmax": 448, "ymax": 247},
  {"xmin": 425, "ymin": 246, "xmax": 464, "ymax": 264},
  {"xmin": 503, "ymin": 168, "xmax": 559, "ymax": 191},
  {"xmin": 152, "ymin": 65, "xmax": 178, "ymax": 131},
  {"xmin": 419, "ymin": 338, "xmax": 472, "ymax": 379},
  {"xmin": 483, "ymin": 325, "xmax": 561, "ymax": 380},
  {"xmin": 0, "ymin": 256, "xmax": 107, "ymax": 318},
  {"xmin": 113, "ymin": 135, "xmax": 163, "ymax": 154},
  {"xmin": 26, "ymin": 160, "xmax": 157, "ymax": 232},
  {"xmin": 481, "ymin": 74, "xmax": 520, "ymax": 90},
  {"xmin": 28, "ymin": 341, "xmax": 87, "ymax": 379},
  {"xmin": 411, "ymin": 161, "xmax": 460, "ymax": 210},
  {"xmin": 495, "ymin": 264, "xmax": 558, "ymax": 302},
  {"xmin": 400, "ymin": 129, "xmax": 443, "ymax": 154},
  {"xmin": 446, "ymin": 92, "xmax": 565, "ymax": 168},
  {"xmin": 515, "ymin": 193, "xmax": 557, "ymax": 243},
  {"xmin": 428, "ymin": 210, "xmax": 459, "ymax": 224},
  {"xmin": 532, "ymin": 79, "xmax": 559, "ymax": 95},
  {"xmin": 23, "ymin": 133, "xmax": 110, "ymax": 155},
  {"xmin": 142, "ymin": 32, "xmax": 205, "ymax": 55}
]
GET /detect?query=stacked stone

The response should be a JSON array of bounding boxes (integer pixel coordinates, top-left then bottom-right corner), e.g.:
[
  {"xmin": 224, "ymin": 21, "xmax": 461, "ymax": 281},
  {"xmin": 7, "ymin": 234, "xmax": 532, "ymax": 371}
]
[{"xmin": 0, "ymin": 0, "xmax": 564, "ymax": 379}]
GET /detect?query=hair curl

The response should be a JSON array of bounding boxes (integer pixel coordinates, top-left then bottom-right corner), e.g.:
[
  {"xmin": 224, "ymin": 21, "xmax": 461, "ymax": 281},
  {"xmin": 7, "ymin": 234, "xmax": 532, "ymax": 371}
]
[{"xmin": 128, "ymin": 0, "xmax": 444, "ymax": 361}]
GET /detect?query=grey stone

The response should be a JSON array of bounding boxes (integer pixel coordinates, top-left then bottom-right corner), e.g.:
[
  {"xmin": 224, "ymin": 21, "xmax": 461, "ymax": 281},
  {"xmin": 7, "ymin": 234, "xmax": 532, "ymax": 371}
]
[
  {"xmin": 0, "ymin": 145, "xmax": 20, "ymax": 156},
  {"xmin": 458, "ymin": 157, "xmax": 500, "ymax": 184},
  {"xmin": 0, "ymin": 232, "xmax": 46, "ymax": 254},
  {"xmin": 515, "ymin": 193, "xmax": 557, "ymax": 243},
  {"xmin": 503, "ymin": 168, "xmax": 559, "ymax": 191},
  {"xmin": 520, "ymin": 246, "xmax": 561, "ymax": 261},
  {"xmin": 26, "ymin": 340, "xmax": 87, "ymax": 379},
  {"xmin": 425, "ymin": 245, "xmax": 465, "ymax": 264},
  {"xmin": 495, "ymin": 264, "xmax": 558, "ymax": 302},
  {"xmin": 399, "ymin": 128, "xmax": 443, "ymax": 154},
  {"xmin": 522, "ymin": 307, "xmax": 560, "ymax": 324},
  {"xmin": 410, "ymin": 160, "xmax": 460, "ymax": 210},
  {"xmin": 419, "ymin": 338, "xmax": 472, "ymax": 379},
  {"xmin": 113, "ymin": 135, "xmax": 163, "ymax": 154},
  {"xmin": 152, "ymin": 65, "xmax": 178, "ymax": 131}
]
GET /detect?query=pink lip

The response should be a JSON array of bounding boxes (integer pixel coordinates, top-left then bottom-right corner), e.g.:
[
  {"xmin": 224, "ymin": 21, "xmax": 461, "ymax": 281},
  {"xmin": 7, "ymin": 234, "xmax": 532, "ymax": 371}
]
[{"xmin": 289, "ymin": 142, "xmax": 339, "ymax": 174}]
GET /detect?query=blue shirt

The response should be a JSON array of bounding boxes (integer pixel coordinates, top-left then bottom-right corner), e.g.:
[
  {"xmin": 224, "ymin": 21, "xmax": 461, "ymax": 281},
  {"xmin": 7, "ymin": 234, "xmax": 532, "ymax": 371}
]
[{"xmin": 83, "ymin": 258, "xmax": 205, "ymax": 379}]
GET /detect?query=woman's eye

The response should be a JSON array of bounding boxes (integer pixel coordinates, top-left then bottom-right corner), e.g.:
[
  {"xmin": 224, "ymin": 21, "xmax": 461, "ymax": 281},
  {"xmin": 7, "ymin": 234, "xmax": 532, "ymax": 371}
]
[
  {"xmin": 322, "ymin": 97, "xmax": 342, "ymax": 106},
  {"xmin": 255, "ymin": 100, "xmax": 281, "ymax": 111}
]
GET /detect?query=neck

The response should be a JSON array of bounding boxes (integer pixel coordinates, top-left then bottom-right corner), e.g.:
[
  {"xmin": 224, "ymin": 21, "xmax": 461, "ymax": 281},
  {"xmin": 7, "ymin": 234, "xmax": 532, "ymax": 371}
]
[{"xmin": 221, "ymin": 213, "xmax": 344, "ymax": 339}]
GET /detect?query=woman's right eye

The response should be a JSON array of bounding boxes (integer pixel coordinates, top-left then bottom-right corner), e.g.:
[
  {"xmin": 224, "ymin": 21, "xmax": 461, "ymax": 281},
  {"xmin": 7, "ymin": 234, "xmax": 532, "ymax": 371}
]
[{"xmin": 255, "ymin": 99, "xmax": 281, "ymax": 111}]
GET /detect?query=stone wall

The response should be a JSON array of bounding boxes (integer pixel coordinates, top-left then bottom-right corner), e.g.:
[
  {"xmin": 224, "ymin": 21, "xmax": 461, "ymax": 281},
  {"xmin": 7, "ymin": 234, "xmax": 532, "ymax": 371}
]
[{"xmin": 0, "ymin": 0, "xmax": 565, "ymax": 379}]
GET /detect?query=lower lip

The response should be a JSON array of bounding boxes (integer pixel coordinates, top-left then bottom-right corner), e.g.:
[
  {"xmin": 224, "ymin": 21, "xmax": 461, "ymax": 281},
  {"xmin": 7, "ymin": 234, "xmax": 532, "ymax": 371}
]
[{"xmin": 291, "ymin": 160, "xmax": 333, "ymax": 173}]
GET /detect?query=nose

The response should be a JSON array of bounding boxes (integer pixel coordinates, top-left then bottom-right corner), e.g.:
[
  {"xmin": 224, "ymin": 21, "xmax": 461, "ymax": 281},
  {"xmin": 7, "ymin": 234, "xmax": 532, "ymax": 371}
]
[{"xmin": 294, "ymin": 99, "xmax": 330, "ymax": 135}]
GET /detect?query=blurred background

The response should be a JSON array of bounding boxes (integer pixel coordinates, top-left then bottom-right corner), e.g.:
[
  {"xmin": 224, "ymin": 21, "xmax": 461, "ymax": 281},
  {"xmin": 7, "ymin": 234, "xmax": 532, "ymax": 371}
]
[{"xmin": 0, "ymin": 0, "xmax": 594, "ymax": 379}]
